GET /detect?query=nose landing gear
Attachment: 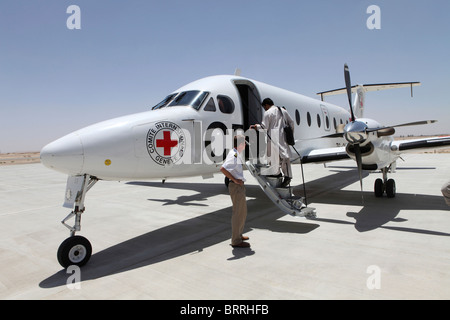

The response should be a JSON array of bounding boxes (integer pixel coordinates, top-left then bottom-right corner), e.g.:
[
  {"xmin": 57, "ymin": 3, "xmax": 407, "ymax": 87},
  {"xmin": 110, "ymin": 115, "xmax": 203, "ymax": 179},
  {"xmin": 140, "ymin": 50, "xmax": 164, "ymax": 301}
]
[{"xmin": 57, "ymin": 175, "xmax": 98, "ymax": 268}]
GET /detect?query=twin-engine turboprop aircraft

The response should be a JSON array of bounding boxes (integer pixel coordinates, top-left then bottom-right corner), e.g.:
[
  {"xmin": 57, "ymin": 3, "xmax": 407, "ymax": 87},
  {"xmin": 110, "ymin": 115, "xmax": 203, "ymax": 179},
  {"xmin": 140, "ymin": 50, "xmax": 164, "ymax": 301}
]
[{"xmin": 40, "ymin": 65, "xmax": 450, "ymax": 268}]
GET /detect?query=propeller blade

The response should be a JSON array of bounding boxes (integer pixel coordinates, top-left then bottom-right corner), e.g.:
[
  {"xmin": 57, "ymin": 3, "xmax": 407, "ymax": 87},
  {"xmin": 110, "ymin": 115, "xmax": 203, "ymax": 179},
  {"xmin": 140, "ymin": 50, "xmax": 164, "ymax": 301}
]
[
  {"xmin": 354, "ymin": 143, "xmax": 364, "ymax": 203},
  {"xmin": 344, "ymin": 64, "xmax": 356, "ymax": 122},
  {"xmin": 320, "ymin": 132, "xmax": 344, "ymax": 138},
  {"xmin": 366, "ymin": 120, "xmax": 437, "ymax": 133}
]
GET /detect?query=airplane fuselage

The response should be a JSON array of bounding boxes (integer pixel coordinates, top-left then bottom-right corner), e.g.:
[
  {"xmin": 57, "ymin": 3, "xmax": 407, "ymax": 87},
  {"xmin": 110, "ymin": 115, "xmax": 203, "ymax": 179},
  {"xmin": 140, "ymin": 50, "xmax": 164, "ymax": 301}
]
[{"xmin": 40, "ymin": 75, "xmax": 384, "ymax": 180}]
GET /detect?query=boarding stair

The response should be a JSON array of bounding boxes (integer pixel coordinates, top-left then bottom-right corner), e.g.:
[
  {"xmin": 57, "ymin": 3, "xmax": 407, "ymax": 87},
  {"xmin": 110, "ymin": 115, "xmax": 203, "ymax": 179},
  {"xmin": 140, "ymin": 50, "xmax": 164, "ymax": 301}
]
[{"xmin": 245, "ymin": 161, "xmax": 316, "ymax": 219}]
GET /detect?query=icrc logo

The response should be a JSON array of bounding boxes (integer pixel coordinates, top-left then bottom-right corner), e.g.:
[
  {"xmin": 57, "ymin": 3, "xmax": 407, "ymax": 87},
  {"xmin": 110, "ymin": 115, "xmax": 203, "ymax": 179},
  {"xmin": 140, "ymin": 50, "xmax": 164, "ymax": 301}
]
[{"xmin": 146, "ymin": 121, "xmax": 186, "ymax": 166}]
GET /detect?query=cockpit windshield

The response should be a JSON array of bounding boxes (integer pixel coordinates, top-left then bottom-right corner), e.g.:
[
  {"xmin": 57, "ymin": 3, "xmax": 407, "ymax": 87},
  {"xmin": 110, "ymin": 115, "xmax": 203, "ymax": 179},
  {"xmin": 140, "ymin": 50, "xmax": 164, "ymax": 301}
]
[
  {"xmin": 152, "ymin": 91, "xmax": 209, "ymax": 111},
  {"xmin": 169, "ymin": 91, "xmax": 209, "ymax": 110},
  {"xmin": 152, "ymin": 93, "xmax": 177, "ymax": 110}
]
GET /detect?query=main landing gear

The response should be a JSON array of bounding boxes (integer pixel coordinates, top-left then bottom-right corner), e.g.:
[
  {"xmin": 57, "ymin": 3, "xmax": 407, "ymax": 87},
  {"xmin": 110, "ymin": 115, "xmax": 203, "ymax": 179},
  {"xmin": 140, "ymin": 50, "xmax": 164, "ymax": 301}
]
[
  {"xmin": 374, "ymin": 166, "xmax": 396, "ymax": 198},
  {"xmin": 57, "ymin": 175, "xmax": 98, "ymax": 268}
]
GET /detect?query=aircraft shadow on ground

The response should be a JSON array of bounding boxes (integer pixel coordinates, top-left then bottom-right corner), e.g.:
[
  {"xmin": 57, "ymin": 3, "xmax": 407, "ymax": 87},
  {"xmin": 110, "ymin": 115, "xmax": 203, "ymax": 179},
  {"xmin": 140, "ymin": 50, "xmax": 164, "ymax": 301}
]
[
  {"xmin": 40, "ymin": 167, "xmax": 448, "ymax": 288},
  {"xmin": 302, "ymin": 167, "xmax": 449, "ymax": 234},
  {"xmin": 39, "ymin": 181, "xmax": 318, "ymax": 288}
]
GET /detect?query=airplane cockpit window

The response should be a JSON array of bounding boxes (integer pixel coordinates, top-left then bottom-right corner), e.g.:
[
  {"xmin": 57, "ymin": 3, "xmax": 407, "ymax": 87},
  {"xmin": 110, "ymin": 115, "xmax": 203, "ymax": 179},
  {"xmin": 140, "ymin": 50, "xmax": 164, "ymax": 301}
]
[
  {"xmin": 203, "ymin": 97, "xmax": 216, "ymax": 112},
  {"xmin": 217, "ymin": 95, "xmax": 234, "ymax": 114},
  {"xmin": 168, "ymin": 90, "xmax": 209, "ymax": 110},
  {"xmin": 152, "ymin": 93, "xmax": 178, "ymax": 110}
]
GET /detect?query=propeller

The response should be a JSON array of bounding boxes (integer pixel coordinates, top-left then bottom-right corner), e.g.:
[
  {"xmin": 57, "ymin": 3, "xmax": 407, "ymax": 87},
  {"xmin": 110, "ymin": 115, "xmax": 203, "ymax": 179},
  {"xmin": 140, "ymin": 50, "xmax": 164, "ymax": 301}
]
[
  {"xmin": 316, "ymin": 64, "xmax": 438, "ymax": 202},
  {"xmin": 354, "ymin": 142, "xmax": 363, "ymax": 201},
  {"xmin": 343, "ymin": 64, "xmax": 365, "ymax": 200}
]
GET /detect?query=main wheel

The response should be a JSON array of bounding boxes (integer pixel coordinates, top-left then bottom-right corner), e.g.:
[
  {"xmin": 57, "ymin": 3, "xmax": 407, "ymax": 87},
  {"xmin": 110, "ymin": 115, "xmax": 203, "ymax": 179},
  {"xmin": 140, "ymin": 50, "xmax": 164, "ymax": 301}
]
[
  {"xmin": 374, "ymin": 178, "xmax": 384, "ymax": 197},
  {"xmin": 57, "ymin": 235, "xmax": 92, "ymax": 268},
  {"xmin": 386, "ymin": 179, "xmax": 396, "ymax": 198}
]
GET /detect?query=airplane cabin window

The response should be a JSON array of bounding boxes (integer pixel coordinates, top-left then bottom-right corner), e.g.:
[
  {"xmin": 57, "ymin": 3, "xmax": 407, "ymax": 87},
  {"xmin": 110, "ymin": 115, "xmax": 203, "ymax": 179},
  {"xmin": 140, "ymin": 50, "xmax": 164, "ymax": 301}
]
[
  {"xmin": 317, "ymin": 114, "xmax": 321, "ymax": 128},
  {"xmin": 152, "ymin": 93, "xmax": 178, "ymax": 110},
  {"xmin": 217, "ymin": 95, "xmax": 235, "ymax": 114},
  {"xmin": 168, "ymin": 91, "xmax": 209, "ymax": 110},
  {"xmin": 203, "ymin": 97, "xmax": 216, "ymax": 112},
  {"xmin": 307, "ymin": 112, "xmax": 311, "ymax": 127},
  {"xmin": 295, "ymin": 109, "xmax": 300, "ymax": 125}
]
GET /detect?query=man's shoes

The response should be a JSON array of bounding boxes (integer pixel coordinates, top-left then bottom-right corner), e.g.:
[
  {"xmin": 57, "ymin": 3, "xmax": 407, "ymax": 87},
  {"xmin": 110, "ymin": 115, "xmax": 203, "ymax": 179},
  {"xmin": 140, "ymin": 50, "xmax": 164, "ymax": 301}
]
[
  {"xmin": 231, "ymin": 241, "xmax": 251, "ymax": 248},
  {"xmin": 279, "ymin": 177, "xmax": 292, "ymax": 188}
]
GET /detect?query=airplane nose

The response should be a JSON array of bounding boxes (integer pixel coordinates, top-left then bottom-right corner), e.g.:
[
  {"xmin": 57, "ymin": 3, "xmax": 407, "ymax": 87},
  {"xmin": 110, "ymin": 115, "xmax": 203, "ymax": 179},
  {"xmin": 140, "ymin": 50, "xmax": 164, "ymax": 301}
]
[{"xmin": 40, "ymin": 133, "xmax": 84, "ymax": 175}]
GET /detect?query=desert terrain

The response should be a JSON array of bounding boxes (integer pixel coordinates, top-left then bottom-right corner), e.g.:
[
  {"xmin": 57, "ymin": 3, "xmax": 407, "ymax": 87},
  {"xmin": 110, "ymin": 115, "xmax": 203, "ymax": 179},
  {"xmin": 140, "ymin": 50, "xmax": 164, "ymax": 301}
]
[{"xmin": 0, "ymin": 152, "xmax": 41, "ymax": 166}]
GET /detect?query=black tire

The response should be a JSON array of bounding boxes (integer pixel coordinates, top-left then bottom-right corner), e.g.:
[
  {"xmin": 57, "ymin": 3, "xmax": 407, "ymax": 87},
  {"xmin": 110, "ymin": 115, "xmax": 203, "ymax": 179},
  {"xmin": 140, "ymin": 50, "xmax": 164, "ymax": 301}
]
[
  {"xmin": 386, "ymin": 179, "xmax": 396, "ymax": 198},
  {"xmin": 57, "ymin": 235, "xmax": 92, "ymax": 268},
  {"xmin": 374, "ymin": 178, "xmax": 384, "ymax": 197}
]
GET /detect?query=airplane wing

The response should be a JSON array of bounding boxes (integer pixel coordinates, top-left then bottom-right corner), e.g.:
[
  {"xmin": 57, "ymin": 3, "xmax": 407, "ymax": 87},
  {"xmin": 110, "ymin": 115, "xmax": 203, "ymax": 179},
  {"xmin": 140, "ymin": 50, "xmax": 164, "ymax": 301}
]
[
  {"xmin": 300, "ymin": 147, "xmax": 350, "ymax": 164},
  {"xmin": 391, "ymin": 136, "xmax": 450, "ymax": 153},
  {"xmin": 297, "ymin": 135, "xmax": 450, "ymax": 165}
]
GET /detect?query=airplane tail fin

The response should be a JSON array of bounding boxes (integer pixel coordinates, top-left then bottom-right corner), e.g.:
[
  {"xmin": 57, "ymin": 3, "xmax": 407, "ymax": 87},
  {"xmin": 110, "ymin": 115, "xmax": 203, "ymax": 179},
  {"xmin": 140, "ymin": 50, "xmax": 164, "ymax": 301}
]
[
  {"xmin": 353, "ymin": 85, "xmax": 365, "ymax": 118},
  {"xmin": 317, "ymin": 82, "xmax": 421, "ymax": 119}
]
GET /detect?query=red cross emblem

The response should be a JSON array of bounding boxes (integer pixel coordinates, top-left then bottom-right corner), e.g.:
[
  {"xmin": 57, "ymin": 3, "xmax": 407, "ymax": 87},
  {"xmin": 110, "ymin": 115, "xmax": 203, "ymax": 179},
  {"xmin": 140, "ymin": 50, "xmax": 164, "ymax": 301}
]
[
  {"xmin": 147, "ymin": 121, "xmax": 186, "ymax": 166},
  {"xmin": 156, "ymin": 131, "xmax": 178, "ymax": 156}
]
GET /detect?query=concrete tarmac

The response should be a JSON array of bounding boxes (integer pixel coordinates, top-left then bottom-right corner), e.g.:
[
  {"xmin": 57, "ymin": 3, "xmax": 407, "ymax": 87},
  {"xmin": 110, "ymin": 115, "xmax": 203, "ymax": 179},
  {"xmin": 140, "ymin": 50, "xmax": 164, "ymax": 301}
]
[{"xmin": 0, "ymin": 153, "xmax": 449, "ymax": 300}]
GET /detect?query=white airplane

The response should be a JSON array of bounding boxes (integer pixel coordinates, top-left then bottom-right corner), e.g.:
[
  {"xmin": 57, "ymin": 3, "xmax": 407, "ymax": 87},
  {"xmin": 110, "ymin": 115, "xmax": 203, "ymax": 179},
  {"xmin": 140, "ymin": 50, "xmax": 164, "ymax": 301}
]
[{"xmin": 40, "ymin": 64, "xmax": 450, "ymax": 268}]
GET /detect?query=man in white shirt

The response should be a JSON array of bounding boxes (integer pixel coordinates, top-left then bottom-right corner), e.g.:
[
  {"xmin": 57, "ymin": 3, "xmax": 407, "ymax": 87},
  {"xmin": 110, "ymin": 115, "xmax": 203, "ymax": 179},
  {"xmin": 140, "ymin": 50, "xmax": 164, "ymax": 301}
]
[
  {"xmin": 251, "ymin": 98, "xmax": 295, "ymax": 188},
  {"xmin": 220, "ymin": 135, "xmax": 250, "ymax": 248}
]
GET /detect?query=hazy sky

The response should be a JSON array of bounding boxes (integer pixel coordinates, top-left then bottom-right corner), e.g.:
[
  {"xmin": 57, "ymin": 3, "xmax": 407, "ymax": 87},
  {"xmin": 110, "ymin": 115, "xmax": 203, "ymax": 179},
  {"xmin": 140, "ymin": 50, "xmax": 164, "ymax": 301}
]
[{"xmin": 1, "ymin": 0, "xmax": 449, "ymax": 152}]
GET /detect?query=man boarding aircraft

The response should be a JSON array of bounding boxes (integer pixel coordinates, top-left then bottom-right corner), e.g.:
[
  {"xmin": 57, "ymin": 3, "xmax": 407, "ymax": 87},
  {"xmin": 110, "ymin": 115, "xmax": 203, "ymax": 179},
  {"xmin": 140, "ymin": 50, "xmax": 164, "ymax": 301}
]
[{"xmin": 41, "ymin": 65, "xmax": 450, "ymax": 268}]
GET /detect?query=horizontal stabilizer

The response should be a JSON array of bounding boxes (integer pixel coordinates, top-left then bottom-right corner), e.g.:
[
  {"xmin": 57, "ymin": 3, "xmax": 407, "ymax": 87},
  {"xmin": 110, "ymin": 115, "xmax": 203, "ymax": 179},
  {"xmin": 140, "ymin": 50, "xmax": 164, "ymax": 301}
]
[{"xmin": 317, "ymin": 82, "xmax": 421, "ymax": 100}]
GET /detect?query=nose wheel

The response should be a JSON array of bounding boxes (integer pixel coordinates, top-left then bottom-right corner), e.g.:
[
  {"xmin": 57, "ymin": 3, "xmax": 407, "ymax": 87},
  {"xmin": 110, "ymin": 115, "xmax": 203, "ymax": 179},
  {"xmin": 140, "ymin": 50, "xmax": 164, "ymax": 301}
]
[
  {"xmin": 57, "ymin": 235, "xmax": 92, "ymax": 268},
  {"xmin": 374, "ymin": 167, "xmax": 396, "ymax": 198}
]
